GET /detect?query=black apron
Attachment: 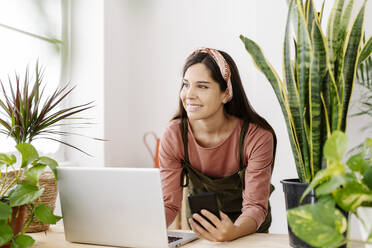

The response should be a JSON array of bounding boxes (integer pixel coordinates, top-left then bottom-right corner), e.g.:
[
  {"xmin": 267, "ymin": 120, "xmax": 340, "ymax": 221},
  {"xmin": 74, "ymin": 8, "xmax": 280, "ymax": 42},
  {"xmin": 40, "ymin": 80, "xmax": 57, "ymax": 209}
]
[{"xmin": 179, "ymin": 117, "xmax": 273, "ymax": 233}]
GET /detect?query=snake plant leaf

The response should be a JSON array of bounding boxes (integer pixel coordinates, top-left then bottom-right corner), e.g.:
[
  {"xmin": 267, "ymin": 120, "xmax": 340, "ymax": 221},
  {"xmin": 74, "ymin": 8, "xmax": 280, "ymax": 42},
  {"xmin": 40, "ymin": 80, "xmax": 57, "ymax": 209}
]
[
  {"xmin": 335, "ymin": 0, "xmax": 355, "ymax": 88},
  {"xmin": 304, "ymin": 0, "xmax": 317, "ymax": 34},
  {"xmin": 309, "ymin": 19, "xmax": 327, "ymax": 178},
  {"xmin": 334, "ymin": 181, "xmax": 372, "ymax": 212},
  {"xmin": 358, "ymin": 35, "xmax": 372, "ymax": 64},
  {"xmin": 0, "ymin": 224, "xmax": 13, "ymax": 246},
  {"xmin": 319, "ymin": 0, "xmax": 326, "ymax": 24},
  {"xmin": 363, "ymin": 167, "xmax": 372, "ymax": 190},
  {"xmin": 340, "ymin": 2, "xmax": 366, "ymax": 131},
  {"xmin": 287, "ymin": 202, "xmax": 346, "ymax": 248},
  {"xmin": 320, "ymin": 71, "xmax": 333, "ymax": 141},
  {"xmin": 284, "ymin": 0, "xmax": 310, "ymax": 182},
  {"xmin": 22, "ymin": 164, "xmax": 47, "ymax": 185},
  {"xmin": 285, "ymin": 0, "xmax": 299, "ymax": 38},
  {"xmin": 0, "ymin": 202, "xmax": 12, "ymax": 220},
  {"xmin": 339, "ymin": 0, "xmax": 354, "ymax": 46},
  {"xmin": 294, "ymin": 0, "xmax": 312, "ymax": 181},
  {"xmin": 240, "ymin": 33, "xmax": 306, "ymax": 182},
  {"xmin": 296, "ymin": 0, "xmax": 312, "ymax": 115},
  {"xmin": 239, "ymin": 36, "xmax": 283, "ymax": 106},
  {"xmin": 358, "ymin": 61, "xmax": 366, "ymax": 82},
  {"xmin": 327, "ymin": 0, "xmax": 345, "ymax": 75},
  {"xmin": 9, "ymin": 182, "xmax": 44, "ymax": 207},
  {"xmin": 327, "ymin": 0, "xmax": 345, "ymax": 69},
  {"xmin": 324, "ymin": 131, "xmax": 348, "ymax": 162},
  {"xmin": 15, "ymin": 143, "xmax": 39, "ymax": 168},
  {"xmin": 34, "ymin": 204, "xmax": 62, "ymax": 224},
  {"xmin": 13, "ymin": 234, "xmax": 35, "ymax": 248}
]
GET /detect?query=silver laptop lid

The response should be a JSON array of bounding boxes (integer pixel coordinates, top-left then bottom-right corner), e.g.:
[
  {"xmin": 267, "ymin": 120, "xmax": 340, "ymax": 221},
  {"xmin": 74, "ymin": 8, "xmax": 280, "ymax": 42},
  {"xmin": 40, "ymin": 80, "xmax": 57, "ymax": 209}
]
[{"xmin": 57, "ymin": 167, "xmax": 169, "ymax": 248}]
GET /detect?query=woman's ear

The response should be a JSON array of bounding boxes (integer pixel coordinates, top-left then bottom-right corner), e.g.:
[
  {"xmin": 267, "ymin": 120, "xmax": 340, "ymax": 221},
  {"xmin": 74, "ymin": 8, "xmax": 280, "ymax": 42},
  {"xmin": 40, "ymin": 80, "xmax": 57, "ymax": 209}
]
[{"xmin": 222, "ymin": 90, "xmax": 230, "ymax": 104}]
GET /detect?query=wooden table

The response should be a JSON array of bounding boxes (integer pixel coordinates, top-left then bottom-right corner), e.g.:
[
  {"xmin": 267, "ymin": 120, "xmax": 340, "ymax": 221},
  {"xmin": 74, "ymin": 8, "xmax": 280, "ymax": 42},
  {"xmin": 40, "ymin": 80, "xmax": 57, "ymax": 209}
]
[{"xmin": 29, "ymin": 223, "xmax": 364, "ymax": 248}]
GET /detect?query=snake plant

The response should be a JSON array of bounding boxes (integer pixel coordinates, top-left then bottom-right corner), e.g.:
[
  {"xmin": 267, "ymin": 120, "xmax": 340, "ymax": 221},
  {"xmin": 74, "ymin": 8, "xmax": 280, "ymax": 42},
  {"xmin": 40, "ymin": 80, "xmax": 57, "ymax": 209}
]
[{"xmin": 240, "ymin": 0, "xmax": 372, "ymax": 183}]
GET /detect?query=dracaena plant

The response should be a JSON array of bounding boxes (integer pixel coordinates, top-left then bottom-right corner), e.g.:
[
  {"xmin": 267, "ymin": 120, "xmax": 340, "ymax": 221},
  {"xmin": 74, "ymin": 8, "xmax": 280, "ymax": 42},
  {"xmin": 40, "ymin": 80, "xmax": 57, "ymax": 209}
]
[
  {"xmin": 0, "ymin": 143, "xmax": 61, "ymax": 247},
  {"xmin": 287, "ymin": 131, "xmax": 372, "ymax": 248},
  {"xmin": 0, "ymin": 63, "xmax": 95, "ymax": 154},
  {"xmin": 240, "ymin": 0, "xmax": 372, "ymax": 183}
]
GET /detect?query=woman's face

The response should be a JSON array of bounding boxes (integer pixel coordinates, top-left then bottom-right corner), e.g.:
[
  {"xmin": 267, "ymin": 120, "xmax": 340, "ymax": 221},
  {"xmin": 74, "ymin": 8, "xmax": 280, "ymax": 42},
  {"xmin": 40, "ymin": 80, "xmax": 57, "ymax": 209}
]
[{"xmin": 180, "ymin": 63, "xmax": 226, "ymax": 121}]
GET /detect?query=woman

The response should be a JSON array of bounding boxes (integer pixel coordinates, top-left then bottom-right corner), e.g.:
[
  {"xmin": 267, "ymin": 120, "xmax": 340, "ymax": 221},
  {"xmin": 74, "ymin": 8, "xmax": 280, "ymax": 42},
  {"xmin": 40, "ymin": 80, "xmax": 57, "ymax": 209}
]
[{"xmin": 159, "ymin": 47, "xmax": 277, "ymax": 242}]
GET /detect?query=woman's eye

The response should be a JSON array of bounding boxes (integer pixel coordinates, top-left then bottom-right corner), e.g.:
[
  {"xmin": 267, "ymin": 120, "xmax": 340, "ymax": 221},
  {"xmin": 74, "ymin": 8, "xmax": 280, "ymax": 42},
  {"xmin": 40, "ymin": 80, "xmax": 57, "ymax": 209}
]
[
  {"xmin": 199, "ymin": 85, "xmax": 208, "ymax": 89},
  {"xmin": 182, "ymin": 82, "xmax": 189, "ymax": 88}
]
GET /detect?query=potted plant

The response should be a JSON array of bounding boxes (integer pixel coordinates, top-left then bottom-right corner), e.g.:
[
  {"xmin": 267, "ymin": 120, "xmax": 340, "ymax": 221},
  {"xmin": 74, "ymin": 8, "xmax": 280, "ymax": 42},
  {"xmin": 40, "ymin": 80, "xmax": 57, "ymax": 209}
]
[
  {"xmin": 0, "ymin": 63, "xmax": 97, "ymax": 247},
  {"xmin": 240, "ymin": 0, "xmax": 371, "ymax": 246},
  {"xmin": 0, "ymin": 143, "xmax": 60, "ymax": 248},
  {"xmin": 287, "ymin": 131, "xmax": 372, "ymax": 248}
]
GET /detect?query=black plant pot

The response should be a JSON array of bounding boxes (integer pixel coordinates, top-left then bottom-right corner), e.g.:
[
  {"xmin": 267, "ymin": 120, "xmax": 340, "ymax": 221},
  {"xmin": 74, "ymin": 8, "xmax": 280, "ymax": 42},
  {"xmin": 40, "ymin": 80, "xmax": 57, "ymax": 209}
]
[
  {"xmin": 281, "ymin": 179, "xmax": 347, "ymax": 248},
  {"xmin": 281, "ymin": 179, "xmax": 316, "ymax": 248}
]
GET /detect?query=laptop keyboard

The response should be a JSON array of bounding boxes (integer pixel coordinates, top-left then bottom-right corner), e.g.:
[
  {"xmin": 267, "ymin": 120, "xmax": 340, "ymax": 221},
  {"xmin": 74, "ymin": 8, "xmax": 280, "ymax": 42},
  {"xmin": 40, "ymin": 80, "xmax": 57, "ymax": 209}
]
[{"xmin": 168, "ymin": 236, "xmax": 182, "ymax": 243}]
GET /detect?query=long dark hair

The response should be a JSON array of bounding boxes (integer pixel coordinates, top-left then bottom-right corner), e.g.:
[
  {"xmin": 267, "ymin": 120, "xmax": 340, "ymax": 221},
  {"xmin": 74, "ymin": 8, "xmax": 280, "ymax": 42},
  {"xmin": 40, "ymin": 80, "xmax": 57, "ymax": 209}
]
[{"xmin": 173, "ymin": 50, "xmax": 277, "ymax": 169}]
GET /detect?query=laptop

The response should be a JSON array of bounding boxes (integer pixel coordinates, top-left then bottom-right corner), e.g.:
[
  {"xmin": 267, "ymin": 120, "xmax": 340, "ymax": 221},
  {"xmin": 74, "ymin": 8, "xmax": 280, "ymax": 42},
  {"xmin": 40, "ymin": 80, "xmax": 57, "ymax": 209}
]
[{"xmin": 57, "ymin": 167, "xmax": 197, "ymax": 248}]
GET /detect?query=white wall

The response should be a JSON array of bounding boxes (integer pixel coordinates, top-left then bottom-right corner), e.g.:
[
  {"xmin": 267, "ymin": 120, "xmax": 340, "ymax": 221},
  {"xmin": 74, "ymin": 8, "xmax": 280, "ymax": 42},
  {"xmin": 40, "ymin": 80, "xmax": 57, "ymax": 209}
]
[
  {"xmin": 65, "ymin": 0, "xmax": 104, "ymax": 166},
  {"xmin": 66, "ymin": 0, "xmax": 371, "ymax": 236}
]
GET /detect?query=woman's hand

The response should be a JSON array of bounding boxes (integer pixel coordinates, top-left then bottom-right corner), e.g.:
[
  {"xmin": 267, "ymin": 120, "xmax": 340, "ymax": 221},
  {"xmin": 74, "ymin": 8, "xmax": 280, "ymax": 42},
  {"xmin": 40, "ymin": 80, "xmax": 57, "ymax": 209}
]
[{"xmin": 188, "ymin": 210, "xmax": 239, "ymax": 242}]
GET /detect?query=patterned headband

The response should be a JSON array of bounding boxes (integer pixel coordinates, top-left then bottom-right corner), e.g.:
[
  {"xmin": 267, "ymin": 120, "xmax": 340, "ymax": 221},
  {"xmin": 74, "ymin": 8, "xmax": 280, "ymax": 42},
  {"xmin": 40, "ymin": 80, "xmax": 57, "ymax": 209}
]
[{"xmin": 185, "ymin": 47, "xmax": 233, "ymax": 102}]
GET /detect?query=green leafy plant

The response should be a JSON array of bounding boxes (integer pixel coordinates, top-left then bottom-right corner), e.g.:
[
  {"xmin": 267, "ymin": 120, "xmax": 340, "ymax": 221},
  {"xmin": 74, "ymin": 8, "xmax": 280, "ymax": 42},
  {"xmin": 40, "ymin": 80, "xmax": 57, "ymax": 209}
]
[
  {"xmin": 287, "ymin": 131, "xmax": 372, "ymax": 247},
  {"xmin": 240, "ymin": 0, "xmax": 372, "ymax": 183},
  {"xmin": 0, "ymin": 143, "xmax": 61, "ymax": 247},
  {"xmin": 0, "ymin": 63, "xmax": 100, "ymax": 247}
]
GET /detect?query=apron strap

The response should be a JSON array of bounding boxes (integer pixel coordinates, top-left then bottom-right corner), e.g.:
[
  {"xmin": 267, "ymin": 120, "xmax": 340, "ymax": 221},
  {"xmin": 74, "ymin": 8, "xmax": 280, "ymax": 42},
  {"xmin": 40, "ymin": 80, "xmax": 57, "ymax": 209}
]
[
  {"xmin": 238, "ymin": 120, "xmax": 249, "ymax": 189},
  {"xmin": 180, "ymin": 118, "xmax": 190, "ymax": 187},
  {"xmin": 238, "ymin": 120, "xmax": 249, "ymax": 171},
  {"xmin": 180, "ymin": 117, "xmax": 190, "ymax": 163}
]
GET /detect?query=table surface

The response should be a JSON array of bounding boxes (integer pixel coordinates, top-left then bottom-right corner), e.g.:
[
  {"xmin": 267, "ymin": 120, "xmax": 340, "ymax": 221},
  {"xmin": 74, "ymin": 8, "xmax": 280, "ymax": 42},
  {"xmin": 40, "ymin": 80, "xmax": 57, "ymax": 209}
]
[{"xmin": 29, "ymin": 223, "xmax": 364, "ymax": 248}]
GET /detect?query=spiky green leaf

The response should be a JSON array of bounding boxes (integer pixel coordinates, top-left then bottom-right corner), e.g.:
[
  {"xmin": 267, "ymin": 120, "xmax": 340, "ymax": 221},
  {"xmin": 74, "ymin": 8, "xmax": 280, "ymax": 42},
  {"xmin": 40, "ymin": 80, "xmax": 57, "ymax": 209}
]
[
  {"xmin": 340, "ymin": 2, "xmax": 366, "ymax": 131},
  {"xmin": 309, "ymin": 19, "xmax": 327, "ymax": 178},
  {"xmin": 358, "ymin": 35, "xmax": 372, "ymax": 64}
]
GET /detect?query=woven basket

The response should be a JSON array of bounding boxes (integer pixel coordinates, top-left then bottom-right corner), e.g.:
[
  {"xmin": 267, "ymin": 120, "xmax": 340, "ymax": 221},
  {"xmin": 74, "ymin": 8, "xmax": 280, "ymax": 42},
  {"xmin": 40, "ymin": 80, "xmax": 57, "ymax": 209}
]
[
  {"xmin": 1, "ymin": 170, "xmax": 21, "ymax": 188},
  {"xmin": 1, "ymin": 170, "xmax": 58, "ymax": 233},
  {"xmin": 25, "ymin": 171, "xmax": 58, "ymax": 232}
]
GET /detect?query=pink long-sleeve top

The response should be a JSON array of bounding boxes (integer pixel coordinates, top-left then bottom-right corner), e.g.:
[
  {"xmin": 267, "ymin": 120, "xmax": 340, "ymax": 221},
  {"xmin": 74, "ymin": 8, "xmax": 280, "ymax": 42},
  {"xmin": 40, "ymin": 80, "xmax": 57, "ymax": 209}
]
[{"xmin": 159, "ymin": 118, "xmax": 274, "ymax": 230}]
